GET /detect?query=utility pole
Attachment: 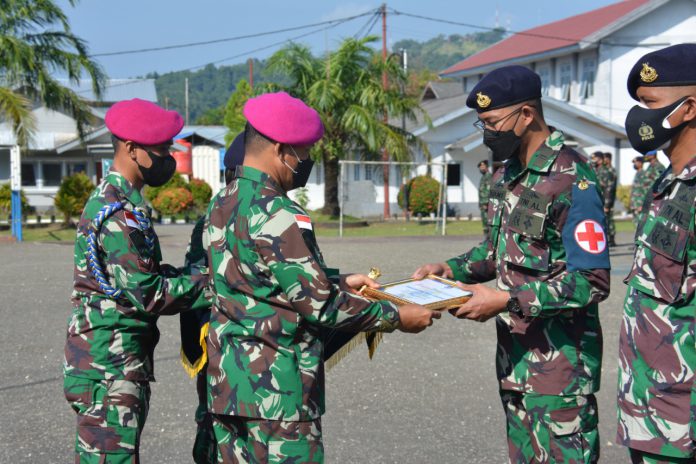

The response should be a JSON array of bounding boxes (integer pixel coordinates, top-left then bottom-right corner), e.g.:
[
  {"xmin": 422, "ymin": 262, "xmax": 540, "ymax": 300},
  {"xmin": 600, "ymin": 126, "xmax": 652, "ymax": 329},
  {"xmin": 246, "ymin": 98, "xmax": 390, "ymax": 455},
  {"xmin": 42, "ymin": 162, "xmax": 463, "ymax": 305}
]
[
  {"xmin": 10, "ymin": 145, "xmax": 22, "ymax": 242},
  {"xmin": 248, "ymin": 58, "xmax": 254, "ymax": 88},
  {"xmin": 401, "ymin": 48, "xmax": 407, "ymax": 131},
  {"xmin": 184, "ymin": 77, "xmax": 190, "ymax": 125},
  {"xmin": 381, "ymin": 3, "xmax": 390, "ymax": 219}
]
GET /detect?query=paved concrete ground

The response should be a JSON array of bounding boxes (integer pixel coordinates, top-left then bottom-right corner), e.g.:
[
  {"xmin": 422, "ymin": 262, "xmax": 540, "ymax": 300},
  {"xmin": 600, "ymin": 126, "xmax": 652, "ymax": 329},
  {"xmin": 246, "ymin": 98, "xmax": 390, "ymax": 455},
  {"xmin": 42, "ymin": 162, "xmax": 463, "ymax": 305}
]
[{"xmin": 0, "ymin": 225, "xmax": 635, "ymax": 463}]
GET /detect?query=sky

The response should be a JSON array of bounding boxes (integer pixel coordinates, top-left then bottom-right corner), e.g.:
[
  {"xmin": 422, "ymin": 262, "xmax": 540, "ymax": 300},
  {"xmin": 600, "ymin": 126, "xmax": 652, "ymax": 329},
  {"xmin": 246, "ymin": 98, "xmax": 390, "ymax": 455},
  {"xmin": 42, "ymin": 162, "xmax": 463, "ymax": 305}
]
[{"xmin": 56, "ymin": 0, "xmax": 620, "ymax": 78}]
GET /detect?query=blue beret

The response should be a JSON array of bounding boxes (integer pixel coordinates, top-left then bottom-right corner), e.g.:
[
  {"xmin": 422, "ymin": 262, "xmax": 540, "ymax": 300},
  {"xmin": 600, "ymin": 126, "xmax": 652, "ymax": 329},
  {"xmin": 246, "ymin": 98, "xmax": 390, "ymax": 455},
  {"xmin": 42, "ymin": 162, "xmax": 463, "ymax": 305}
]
[
  {"xmin": 466, "ymin": 65, "xmax": 541, "ymax": 113},
  {"xmin": 627, "ymin": 43, "xmax": 696, "ymax": 101},
  {"xmin": 223, "ymin": 131, "xmax": 245, "ymax": 170}
]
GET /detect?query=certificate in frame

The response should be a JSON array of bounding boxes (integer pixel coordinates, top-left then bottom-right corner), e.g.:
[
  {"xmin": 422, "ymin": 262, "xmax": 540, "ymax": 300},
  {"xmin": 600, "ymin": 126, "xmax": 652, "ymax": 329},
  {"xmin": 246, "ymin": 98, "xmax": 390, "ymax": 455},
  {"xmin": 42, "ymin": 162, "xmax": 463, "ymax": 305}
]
[{"xmin": 362, "ymin": 275, "xmax": 472, "ymax": 311}]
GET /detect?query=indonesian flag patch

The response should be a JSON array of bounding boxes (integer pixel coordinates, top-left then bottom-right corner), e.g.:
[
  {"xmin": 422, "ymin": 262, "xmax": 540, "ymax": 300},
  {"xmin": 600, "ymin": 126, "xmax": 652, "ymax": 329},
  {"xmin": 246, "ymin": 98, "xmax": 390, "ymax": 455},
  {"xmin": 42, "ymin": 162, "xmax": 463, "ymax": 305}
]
[
  {"xmin": 574, "ymin": 220, "xmax": 606, "ymax": 254},
  {"xmin": 295, "ymin": 214, "xmax": 313, "ymax": 230},
  {"xmin": 124, "ymin": 211, "xmax": 141, "ymax": 230}
]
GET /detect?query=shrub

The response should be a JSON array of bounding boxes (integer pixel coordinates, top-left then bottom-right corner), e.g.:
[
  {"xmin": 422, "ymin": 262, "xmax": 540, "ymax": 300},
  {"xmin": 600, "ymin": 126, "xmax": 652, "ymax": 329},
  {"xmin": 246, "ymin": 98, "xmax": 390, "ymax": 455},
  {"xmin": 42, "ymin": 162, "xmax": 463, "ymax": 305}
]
[
  {"xmin": 189, "ymin": 178, "xmax": 212, "ymax": 209},
  {"xmin": 398, "ymin": 176, "xmax": 441, "ymax": 215},
  {"xmin": 0, "ymin": 183, "xmax": 33, "ymax": 217},
  {"xmin": 144, "ymin": 173, "xmax": 188, "ymax": 204},
  {"xmin": 616, "ymin": 185, "xmax": 630, "ymax": 211},
  {"xmin": 152, "ymin": 187, "xmax": 193, "ymax": 216},
  {"xmin": 54, "ymin": 173, "xmax": 95, "ymax": 225}
]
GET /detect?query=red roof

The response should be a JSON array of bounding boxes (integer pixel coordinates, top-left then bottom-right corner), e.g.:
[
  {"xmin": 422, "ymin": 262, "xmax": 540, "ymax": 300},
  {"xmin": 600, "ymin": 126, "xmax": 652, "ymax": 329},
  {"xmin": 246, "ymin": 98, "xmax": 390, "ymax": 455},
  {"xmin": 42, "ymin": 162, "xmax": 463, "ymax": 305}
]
[{"xmin": 441, "ymin": 0, "xmax": 651, "ymax": 76}]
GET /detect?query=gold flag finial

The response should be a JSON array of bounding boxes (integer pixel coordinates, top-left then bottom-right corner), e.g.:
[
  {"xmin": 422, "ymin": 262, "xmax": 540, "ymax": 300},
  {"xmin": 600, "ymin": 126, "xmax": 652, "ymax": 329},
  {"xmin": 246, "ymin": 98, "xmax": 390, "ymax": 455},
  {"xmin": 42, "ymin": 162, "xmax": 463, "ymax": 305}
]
[
  {"xmin": 367, "ymin": 267, "xmax": 381, "ymax": 280},
  {"xmin": 640, "ymin": 63, "xmax": 658, "ymax": 83}
]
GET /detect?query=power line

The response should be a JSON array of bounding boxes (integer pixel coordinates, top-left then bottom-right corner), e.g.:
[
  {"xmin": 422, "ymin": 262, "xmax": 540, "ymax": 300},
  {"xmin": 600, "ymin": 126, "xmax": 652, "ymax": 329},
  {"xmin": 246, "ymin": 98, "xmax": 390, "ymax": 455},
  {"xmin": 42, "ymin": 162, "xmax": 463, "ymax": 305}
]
[{"xmin": 91, "ymin": 8, "xmax": 379, "ymax": 58}]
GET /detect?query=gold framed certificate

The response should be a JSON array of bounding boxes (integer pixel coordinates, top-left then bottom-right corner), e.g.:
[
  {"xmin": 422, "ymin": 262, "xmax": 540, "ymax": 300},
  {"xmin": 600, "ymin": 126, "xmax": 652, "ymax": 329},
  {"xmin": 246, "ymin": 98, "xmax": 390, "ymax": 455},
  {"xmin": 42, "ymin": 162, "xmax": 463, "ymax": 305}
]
[{"xmin": 362, "ymin": 275, "xmax": 472, "ymax": 311}]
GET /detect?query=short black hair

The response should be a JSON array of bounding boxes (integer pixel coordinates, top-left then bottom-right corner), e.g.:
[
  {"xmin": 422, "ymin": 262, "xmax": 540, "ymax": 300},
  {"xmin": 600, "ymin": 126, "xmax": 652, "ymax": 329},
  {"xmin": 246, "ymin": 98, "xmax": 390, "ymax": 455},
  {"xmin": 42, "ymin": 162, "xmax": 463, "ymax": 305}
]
[
  {"xmin": 244, "ymin": 123, "xmax": 275, "ymax": 153},
  {"xmin": 591, "ymin": 151, "xmax": 604, "ymax": 159},
  {"xmin": 111, "ymin": 134, "xmax": 122, "ymax": 151},
  {"xmin": 478, "ymin": 160, "xmax": 489, "ymax": 167},
  {"xmin": 604, "ymin": 152, "xmax": 612, "ymax": 160}
]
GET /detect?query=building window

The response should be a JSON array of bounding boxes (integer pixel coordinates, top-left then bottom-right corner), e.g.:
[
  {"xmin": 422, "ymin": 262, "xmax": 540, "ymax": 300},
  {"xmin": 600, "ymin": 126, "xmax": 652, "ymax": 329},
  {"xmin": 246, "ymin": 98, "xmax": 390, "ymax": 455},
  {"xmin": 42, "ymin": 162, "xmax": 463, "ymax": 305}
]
[
  {"xmin": 579, "ymin": 58, "xmax": 596, "ymax": 99},
  {"xmin": 21, "ymin": 163, "xmax": 36, "ymax": 186},
  {"xmin": 354, "ymin": 164, "xmax": 360, "ymax": 181},
  {"xmin": 447, "ymin": 163, "xmax": 461, "ymax": 186},
  {"xmin": 559, "ymin": 62, "xmax": 572, "ymax": 101},
  {"xmin": 68, "ymin": 162, "xmax": 87, "ymax": 175},
  {"xmin": 43, "ymin": 163, "xmax": 62, "ymax": 187},
  {"xmin": 365, "ymin": 165, "xmax": 373, "ymax": 181},
  {"xmin": 537, "ymin": 67, "xmax": 551, "ymax": 96}
]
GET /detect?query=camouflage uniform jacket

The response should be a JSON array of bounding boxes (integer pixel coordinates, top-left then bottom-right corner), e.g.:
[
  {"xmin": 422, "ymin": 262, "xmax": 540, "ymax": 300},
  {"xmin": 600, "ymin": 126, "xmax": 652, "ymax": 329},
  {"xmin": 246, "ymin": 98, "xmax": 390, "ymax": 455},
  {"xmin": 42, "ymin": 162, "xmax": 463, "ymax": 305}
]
[
  {"xmin": 479, "ymin": 171, "xmax": 492, "ymax": 209},
  {"xmin": 446, "ymin": 131, "xmax": 611, "ymax": 396},
  {"xmin": 600, "ymin": 165, "xmax": 618, "ymax": 208},
  {"xmin": 630, "ymin": 169, "xmax": 647, "ymax": 212},
  {"xmin": 642, "ymin": 162, "xmax": 665, "ymax": 196},
  {"xmin": 64, "ymin": 171, "xmax": 209, "ymax": 381},
  {"xmin": 617, "ymin": 157, "xmax": 696, "ymax": 458},
  {"xmin": 205, "ymin": 166, "xmax": 400, "ymax": 421}
]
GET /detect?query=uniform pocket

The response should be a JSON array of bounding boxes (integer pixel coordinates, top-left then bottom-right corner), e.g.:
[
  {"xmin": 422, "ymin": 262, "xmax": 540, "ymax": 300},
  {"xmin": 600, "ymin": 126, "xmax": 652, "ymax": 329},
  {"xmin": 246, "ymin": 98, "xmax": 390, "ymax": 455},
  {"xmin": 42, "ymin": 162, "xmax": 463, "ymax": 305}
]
[
  {"xmin": 503, "ymin": 231, "xmax": 551, "ymax": 272},
  {"xmin": 268, "ymin": 438, "xmax": 323, "ymax": 464}
]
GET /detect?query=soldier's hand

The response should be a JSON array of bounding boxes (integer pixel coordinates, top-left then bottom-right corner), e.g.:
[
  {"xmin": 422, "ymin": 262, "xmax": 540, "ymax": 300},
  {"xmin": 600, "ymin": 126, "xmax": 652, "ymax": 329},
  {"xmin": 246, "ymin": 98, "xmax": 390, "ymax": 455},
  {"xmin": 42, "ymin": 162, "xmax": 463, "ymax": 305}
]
[
  {"xmin": 450, "ymin": 283, "xmax": 509, "ymax": 322},
  {"xmin": 341, "ymin": 274, "xmax": 379, "ymax": 294},
  {"xmin": 411, "ymin": 262, "xmax": 453, "ymax": 280},
  {"xmin": 397, "ymin": 304, "xmax": 441, "ymax": 333}
]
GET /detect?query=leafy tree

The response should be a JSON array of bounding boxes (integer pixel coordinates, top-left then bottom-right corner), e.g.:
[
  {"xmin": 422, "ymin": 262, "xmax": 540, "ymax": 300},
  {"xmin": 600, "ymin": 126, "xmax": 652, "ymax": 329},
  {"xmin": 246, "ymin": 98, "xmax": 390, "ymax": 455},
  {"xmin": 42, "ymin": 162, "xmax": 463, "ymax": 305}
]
[
  {"xmin": 0, "ymin": 183, "xmax": 32, "ymax": 217},
  {"xmin": 223, "ymin": 79, "xmax": 253, "ymax": 145},
  {"xmin": 195, "ymin": 105, "xmax": 225, "ymax": 125},
  {"xmin": 0, "ymin": 0, "xmax": 106, "ymax": 145},
  {"xmin": 54, "ymin": 172, "xmax": 94, "ymax": 226},
  {"xmin": 267, "ymin": 36, "xmax": 430, "ymax": 216}
]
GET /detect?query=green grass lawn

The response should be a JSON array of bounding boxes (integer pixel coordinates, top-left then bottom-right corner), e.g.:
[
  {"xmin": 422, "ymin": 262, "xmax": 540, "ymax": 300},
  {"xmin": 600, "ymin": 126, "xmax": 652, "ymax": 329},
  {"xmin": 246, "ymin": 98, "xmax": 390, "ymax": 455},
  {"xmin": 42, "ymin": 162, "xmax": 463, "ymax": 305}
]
[
  {"xmin": 0, "ymin": 224, "xmax": 76, "ymax": 242},
  {"xmin": 0, "ymin": 218, "xmax": 637, "ymax": 242}
]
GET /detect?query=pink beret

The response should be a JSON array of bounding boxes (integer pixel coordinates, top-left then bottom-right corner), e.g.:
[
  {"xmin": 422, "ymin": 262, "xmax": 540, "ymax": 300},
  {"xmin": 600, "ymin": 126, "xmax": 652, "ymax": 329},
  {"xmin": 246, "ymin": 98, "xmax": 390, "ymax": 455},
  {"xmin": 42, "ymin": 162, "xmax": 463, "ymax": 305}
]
[
  {"xmin": 243, "ymin": 92, "xmax": 324, "ymax": 145},
  {"xmin": 105, "ymin": 98, "xmax": 184, "ymax": 146}
]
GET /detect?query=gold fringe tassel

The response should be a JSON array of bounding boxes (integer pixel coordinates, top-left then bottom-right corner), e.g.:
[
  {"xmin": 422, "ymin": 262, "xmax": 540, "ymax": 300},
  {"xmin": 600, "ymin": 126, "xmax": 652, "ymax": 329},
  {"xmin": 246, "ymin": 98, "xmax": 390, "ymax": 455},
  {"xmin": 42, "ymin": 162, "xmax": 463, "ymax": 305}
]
[
  {"xmin": 180, "ymin": 322, "xmax": 210, "ymax": 379},
  {"xmin": 367, "ymin": 332, "xmax": 383, "ymax": 359},
  {"xmin": 325, "ymin": 332, "xmax": 366, "ymax": 371}
]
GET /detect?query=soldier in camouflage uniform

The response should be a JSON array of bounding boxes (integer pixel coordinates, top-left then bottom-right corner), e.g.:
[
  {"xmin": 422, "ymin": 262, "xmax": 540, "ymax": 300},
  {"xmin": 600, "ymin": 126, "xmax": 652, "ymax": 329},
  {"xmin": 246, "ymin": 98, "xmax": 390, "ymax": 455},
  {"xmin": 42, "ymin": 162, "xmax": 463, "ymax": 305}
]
[
  {"xmin": 179, "ymin": 132, "xmax": 246, "ymax": 464},
  {"xmin": 590, "ymin": 151, "xmax": 605, "ymax": 179},
  {"xmin": 413, "ymin": 66, "xmax": 610, "ymax": 464},
  {"xmin": 63, "ymin": 99, "xmax": 210, "ymax": 463},
  {"xmin": 618, "ymin": 43, "xmax": 696, "ymax": 463},
  {"xmin": 205, "ymin": 92, "xmax": 439, "ymax": 463},
  {"xmin": 629, "ymin": 156, "xmax": 646, "ymax": 225},
  {"xmin": 602, "ymin": 152, "xmax": 618, "ymax": 247},
  {"xmin": 478, "ymin": 160, "xmax": 492, "ymax": 236}
]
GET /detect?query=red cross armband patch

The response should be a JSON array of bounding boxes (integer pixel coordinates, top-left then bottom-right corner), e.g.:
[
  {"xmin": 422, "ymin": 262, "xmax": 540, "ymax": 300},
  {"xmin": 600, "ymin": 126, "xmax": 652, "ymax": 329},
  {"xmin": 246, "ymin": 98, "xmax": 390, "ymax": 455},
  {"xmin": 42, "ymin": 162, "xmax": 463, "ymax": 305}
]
[{"xmin": 561, "ymin": 181, "xmax": 611, "ymax": 271}]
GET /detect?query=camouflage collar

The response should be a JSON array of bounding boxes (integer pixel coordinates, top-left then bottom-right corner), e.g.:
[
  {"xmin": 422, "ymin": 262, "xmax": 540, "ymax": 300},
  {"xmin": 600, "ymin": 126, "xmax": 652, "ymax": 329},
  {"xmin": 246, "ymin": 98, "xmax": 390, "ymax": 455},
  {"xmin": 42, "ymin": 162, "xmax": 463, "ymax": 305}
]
[
  {"xmin": 504, "ymin": 129, "xmax": 565, "ymax": 182},
  {"xmin": 236, "ymin": 165, "xmax": 284, "ymax": 193},
  {"xmin": 656, "ymin": 156, "xmax": 696, "ymax": 193},
  {"xmin": 105, "ymin": 171, "xmax": 144, "ymax": 206}
]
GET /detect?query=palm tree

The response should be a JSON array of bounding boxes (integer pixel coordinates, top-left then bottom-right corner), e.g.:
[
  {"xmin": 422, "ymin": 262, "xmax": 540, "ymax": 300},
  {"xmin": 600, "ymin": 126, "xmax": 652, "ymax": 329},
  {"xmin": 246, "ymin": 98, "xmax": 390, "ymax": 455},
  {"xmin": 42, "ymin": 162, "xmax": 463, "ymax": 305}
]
[
  {"xmin": 267, "ymin": 36, "xmax": 429, "ymax": 217},
  {"xmin": 0, "ymin": 0, "xmax": 106, "ymax": 146}
]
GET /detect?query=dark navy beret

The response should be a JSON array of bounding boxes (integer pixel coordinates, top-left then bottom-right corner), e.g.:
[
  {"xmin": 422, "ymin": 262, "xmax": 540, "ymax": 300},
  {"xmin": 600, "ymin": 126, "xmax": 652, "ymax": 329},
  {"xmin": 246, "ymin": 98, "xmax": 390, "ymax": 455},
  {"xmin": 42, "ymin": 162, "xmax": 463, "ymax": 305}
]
[
  {"xmin": 466, "ymin": 65, "xmax": 541, "ymax": 113},
  {"xmin": 223, "ymin": 131, "xmax": 245, "ymax": 170},
  {"xmin": 627, "ymin": 43, "xmax": 696, "ymax": 101}
]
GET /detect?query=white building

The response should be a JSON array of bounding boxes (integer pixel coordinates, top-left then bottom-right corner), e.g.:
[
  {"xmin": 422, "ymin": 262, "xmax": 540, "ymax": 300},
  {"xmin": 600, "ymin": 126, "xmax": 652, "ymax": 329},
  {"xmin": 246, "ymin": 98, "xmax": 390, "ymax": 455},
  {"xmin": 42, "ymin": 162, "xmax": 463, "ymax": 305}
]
[
  {"xmin": 0, "ymin": 79, "xmax": 228, "ymax": 211},
  {"xmin": 303, "ymin": 0, "xmax": 694, "ymax": 217}
]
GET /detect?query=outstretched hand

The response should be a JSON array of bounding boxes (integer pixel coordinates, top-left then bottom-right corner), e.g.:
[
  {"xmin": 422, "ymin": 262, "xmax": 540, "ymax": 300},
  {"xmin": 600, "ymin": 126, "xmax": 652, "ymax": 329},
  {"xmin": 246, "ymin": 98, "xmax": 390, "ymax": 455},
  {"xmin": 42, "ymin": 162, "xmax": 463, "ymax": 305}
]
[
  {"xmin": 449, "ymin": 283, "xmax": 510, "ymax": 322},
  {"xmin": 340, "ymin": 273, "xmax": 379, "ymax": 295},
  {"xmin": 398, "ymin": 304, "xmax": 441, "ymax": 333}
]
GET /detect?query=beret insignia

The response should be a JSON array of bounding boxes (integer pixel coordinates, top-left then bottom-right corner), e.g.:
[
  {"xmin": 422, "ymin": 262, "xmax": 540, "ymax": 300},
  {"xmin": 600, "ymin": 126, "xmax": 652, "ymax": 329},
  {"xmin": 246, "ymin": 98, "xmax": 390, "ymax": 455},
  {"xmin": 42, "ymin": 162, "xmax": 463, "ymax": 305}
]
[
  {"xmin": 476, "ymin": 92, "xmax": 491, "ymax": 109},
  {"xmin": 640, "ymin": 63, "xmax": 658, "ymax": 83},
  {"xmin": 578, "ymin": 180, "xmax": 589, "ymax": 190}
]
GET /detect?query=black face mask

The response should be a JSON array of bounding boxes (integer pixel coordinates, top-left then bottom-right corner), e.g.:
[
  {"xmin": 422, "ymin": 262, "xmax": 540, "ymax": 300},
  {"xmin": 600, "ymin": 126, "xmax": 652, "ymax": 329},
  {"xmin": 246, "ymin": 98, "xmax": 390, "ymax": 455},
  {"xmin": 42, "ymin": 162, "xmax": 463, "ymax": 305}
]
[
  {"xmin": 283, "ymin": 146, "xmax": 314, "ymax": 190},
  {"xmin": 625, "ymin": 97, "xmax": 688, "ymax": 155},
  {"xmin": 482, "ymin": 110, "xmax": 523, "ymax": 162},
  {"xmin": 137, "ymin": 149, "xmax": 177, "ymax": 187}
]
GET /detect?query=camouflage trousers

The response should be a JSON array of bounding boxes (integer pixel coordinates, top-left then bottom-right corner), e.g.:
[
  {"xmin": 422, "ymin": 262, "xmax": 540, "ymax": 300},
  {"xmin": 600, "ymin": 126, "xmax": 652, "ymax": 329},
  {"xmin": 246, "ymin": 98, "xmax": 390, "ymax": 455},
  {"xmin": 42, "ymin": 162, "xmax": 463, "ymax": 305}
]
[
  {"xmin": 629, "ymin": 449, "xmax": 696, "ymax": 463},
  {"xmin": 63, "ymin": 375, "xmax": 150, "ymax": 464},
  {"xmin": 212, "ymin": 414, "xmax": 323, "ymax": 464},
  {"xmin": 605, "ymin": 207, "xmax": 615, "ymax": 242},
  {"xmin": 480, "ymin": 206, "xmax": 490, "ymax": 236},
  {"xmin": 501, "ymin": 391, "xmax": 599, "ymax": 464},
  {"xmin": 193, "ymin": 373, "xmax": 217, "ymax": 464}
]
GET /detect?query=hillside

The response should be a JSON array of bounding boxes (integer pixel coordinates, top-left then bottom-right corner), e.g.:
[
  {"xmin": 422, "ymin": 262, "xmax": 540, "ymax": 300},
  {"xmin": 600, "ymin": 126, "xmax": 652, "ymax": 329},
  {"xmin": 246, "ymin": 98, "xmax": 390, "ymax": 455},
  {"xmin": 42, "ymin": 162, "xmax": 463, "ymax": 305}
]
[{"xmin": 153, "ymin": 29, "xmax": 505, "ymax": 123}]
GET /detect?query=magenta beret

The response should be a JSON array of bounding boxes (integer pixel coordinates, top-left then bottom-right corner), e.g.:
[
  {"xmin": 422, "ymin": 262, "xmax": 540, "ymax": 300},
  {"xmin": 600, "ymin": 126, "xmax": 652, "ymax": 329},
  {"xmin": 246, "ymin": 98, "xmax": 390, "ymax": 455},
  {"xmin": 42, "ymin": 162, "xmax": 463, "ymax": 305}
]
[
  {"xmin": 105, "ymin": 98, "xmax": 184, "ymax": 146},
  {"xmin": 243, "ymin": 92, "xmax": 324, "ymax": 145}
]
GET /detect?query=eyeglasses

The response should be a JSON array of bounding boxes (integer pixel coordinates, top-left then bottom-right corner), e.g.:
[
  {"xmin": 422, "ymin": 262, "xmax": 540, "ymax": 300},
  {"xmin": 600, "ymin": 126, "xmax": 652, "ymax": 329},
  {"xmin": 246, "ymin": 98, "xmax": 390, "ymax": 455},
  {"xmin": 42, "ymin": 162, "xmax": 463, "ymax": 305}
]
[{"xmin": 473, "ymin": 106, "xmax": 535, "ymax": 133}]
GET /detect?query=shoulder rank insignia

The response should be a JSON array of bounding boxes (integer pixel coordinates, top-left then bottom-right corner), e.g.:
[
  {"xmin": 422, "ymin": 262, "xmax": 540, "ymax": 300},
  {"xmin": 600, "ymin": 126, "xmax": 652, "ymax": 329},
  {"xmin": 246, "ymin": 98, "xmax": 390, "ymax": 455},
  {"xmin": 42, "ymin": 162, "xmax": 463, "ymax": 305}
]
[
  {"xmin": 476, "ymin": 92, "xmax": 491, "ymax": 109},
  {"xmin": 578, "ymin": 179, "xmax": 589, "ymax": 190},
  {"xmin": 640, "ymin": 63, "xmax": 658, "ymax": 83}
]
